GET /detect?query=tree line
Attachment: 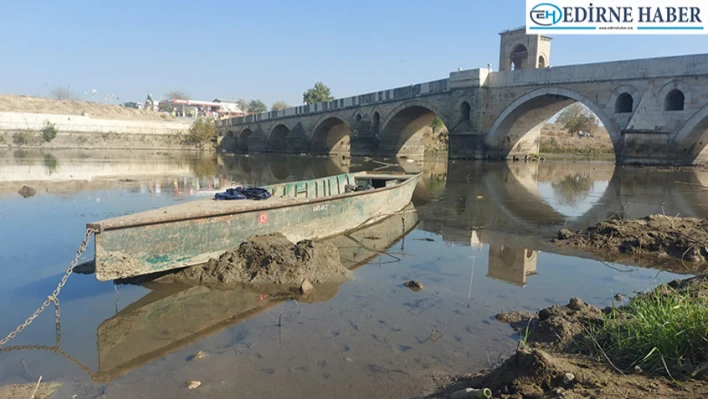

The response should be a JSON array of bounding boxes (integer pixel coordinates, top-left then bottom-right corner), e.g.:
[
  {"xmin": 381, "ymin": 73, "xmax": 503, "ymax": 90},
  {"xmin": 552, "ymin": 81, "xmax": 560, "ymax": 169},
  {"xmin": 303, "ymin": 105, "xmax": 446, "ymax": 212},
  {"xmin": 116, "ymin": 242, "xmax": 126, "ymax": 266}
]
[
  {"xmin": 163, "ymin": 81, "xmax": 335, "ymax": 114},
  {"xmin": 45, "ymin": 81, "xmax": 337, "ymax": 113}
]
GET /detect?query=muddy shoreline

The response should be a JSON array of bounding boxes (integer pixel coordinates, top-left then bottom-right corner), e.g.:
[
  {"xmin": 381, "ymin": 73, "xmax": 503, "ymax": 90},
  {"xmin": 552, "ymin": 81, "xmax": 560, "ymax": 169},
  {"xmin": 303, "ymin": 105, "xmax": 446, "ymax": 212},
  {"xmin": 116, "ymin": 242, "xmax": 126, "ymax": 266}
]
[
  {"xmin": 554, "ymin": 215, "xmax": 708, "ymax": 267},
  {"xmin": 425, "ymin": 275, "xmax": 708, "ymax": 399}
]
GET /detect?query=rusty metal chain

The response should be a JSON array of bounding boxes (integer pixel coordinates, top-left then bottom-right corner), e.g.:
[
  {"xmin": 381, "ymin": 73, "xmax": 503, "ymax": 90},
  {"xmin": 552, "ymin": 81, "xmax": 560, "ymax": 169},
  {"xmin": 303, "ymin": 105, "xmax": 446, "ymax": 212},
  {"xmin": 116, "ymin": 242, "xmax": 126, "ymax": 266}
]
[{"xmin": 0, "ymin": 228, "xmax": 96, "ymax": 348}]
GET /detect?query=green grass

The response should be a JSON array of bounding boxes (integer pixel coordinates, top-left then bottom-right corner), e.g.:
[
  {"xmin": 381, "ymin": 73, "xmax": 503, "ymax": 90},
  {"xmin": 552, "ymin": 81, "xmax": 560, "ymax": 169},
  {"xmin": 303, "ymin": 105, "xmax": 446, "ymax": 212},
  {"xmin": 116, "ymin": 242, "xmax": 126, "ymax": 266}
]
[{"xmin": 585, "ymin": 284, "xmax": 708, "ymax": 378}]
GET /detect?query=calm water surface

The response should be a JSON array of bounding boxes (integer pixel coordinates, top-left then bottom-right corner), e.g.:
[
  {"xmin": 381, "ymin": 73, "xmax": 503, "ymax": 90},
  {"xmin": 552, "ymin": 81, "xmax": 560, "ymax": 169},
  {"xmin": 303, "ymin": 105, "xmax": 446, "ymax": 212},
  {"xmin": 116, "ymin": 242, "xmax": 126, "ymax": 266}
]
[{"xmin": 0, "ymin": 150, "xmax": 705, "ymax": 398}]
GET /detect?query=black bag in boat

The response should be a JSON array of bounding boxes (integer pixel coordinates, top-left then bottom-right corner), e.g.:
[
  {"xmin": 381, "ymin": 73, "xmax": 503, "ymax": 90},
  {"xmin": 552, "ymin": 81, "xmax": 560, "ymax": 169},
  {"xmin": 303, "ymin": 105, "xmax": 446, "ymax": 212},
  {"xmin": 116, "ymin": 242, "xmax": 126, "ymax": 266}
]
[{"xmin": 215, "ymin": 187, "xmax": 271, "ymax": 201}]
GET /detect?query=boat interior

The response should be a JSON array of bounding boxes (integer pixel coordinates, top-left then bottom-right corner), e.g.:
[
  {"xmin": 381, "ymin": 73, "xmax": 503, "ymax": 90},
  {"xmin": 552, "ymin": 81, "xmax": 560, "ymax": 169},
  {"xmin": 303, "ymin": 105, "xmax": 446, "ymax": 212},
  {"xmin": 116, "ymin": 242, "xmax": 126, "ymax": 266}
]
[{"xmin": 263, "ymin": 172, "xmax": 414, "ymax": 199}]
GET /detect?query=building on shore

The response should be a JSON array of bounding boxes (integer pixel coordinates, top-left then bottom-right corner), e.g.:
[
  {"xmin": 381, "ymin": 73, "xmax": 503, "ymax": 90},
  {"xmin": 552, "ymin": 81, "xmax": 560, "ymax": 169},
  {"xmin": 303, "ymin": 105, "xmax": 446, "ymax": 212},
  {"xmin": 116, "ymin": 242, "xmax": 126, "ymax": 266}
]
[{"xmin": 158, "ymin": 99, "xmax": 245, "ymax": 119}]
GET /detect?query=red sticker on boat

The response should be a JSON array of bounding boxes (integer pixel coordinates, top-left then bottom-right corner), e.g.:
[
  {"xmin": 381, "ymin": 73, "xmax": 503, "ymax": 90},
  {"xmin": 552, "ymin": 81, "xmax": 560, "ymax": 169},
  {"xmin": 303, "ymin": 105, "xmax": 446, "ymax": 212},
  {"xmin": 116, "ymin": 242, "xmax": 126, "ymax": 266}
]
[{"xmin": 258, "ymin": 212, "xmax": 268, "ymax": 224}]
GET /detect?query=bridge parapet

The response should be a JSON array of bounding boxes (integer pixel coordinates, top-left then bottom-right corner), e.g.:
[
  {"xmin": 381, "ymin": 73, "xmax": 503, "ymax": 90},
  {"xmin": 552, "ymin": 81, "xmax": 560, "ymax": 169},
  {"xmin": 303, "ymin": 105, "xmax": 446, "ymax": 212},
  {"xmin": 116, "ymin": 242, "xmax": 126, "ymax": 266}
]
[
  {"xmin": 486, "ymin": 53, "xmax": 708, "ymax": 87},
  {"xmin": 218, "ymin": 72, "xmax": 490, "ymax": 129}
]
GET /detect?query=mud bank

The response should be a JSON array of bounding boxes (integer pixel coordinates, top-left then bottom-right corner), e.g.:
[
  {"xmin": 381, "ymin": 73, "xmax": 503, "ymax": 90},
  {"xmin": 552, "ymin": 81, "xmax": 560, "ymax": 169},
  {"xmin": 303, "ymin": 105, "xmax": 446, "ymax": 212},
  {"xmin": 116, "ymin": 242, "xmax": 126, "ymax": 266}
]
[
  {"xmin": 555, "ymin": 215, "xmax": 708, "ymax": 264},
  {"xmin": 145, "ymin": 233, "xmax": 353, "ymax": 289},
  {"xmin": 0, "ymin": 381, "xmax": 62, "ymax": 399},
  {"xmin": 426, "ymin": 276, "xmax": 708, "ymax": 399}
]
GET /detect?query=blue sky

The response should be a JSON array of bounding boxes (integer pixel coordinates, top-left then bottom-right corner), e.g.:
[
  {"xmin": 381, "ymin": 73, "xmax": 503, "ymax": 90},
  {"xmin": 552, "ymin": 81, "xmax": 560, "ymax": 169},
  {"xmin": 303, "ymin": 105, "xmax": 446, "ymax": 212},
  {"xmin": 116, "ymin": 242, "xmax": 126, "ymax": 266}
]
[{"xmin": 2, "ymin": 0, "xmax": 708, "ymax": 107}]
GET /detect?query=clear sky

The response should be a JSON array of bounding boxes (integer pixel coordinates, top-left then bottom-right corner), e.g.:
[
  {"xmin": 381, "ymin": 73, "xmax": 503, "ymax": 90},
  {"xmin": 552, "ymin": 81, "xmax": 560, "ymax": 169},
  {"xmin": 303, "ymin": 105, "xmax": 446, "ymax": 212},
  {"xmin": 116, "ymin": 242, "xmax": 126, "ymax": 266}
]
[{"xmin": 2, "ymin": 0, "xmax": 708, "ymax": 108}]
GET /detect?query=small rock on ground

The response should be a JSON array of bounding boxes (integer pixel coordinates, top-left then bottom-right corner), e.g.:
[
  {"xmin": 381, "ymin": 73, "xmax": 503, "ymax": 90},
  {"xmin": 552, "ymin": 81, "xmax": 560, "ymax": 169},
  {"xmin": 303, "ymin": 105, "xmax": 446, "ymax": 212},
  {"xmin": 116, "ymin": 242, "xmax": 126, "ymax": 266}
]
[
  {"xmin": 403, "ymin": 280, "xmax": 424, "ymax": 292},
  {"xmin": 17, "ymin": 186, "xmax": 36, "ymax": 198},
  {"xmin": 300, "ymin": 279, "xmax": 313, "ymax": 294}
]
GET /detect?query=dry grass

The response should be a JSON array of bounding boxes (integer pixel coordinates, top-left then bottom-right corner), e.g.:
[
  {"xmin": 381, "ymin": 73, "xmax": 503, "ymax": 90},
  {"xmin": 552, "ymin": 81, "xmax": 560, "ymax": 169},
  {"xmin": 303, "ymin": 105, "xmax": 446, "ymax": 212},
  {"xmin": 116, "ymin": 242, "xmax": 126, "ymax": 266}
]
[
  {"xmin": 0, "ymin": 94, "xmax": 174, "ymax": 122},
  {"xmin": 540, "ymin": 123, "xmax": 614, "ymax": 155}
]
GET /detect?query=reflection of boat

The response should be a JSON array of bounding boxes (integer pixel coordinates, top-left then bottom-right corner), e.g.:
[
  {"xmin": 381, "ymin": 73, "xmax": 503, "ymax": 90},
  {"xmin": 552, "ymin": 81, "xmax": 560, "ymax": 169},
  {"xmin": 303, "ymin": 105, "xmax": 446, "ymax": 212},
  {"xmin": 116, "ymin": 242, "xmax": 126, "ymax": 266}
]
[
  {"xmin": 93, "ymin": 208, "xmax": 419, "ymax": 383},
  {"xmin": 88, "ymin": 172, "xmax": 420, "ymax": 281}
]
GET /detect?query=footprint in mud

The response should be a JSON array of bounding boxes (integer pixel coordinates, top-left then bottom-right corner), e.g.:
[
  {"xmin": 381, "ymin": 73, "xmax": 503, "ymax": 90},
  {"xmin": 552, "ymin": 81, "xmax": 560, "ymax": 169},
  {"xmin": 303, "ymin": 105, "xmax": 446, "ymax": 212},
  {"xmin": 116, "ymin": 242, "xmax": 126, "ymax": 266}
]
[
  {"xmin": 399, "ymin": 345, "xmax": 413, "ymax": 352},
  {"xmin": 348, "ymin": 319, "xmax": 360, "ymax": 332}
]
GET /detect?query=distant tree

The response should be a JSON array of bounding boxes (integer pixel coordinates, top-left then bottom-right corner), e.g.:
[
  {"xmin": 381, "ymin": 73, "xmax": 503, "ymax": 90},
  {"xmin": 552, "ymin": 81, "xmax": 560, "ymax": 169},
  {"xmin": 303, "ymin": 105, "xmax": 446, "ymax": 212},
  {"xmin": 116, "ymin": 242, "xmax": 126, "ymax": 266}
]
[
  {"xmin": 49, "ymin": 87, "xmax": 74, "ymax": 100},
  {"xmin": 430, "ymin": 117, "xmax": 444, "ymax": 134},
  {"xmin": 271, "ymin": 101, "xmax": 290, "ymax": 111},
  {"xmin": 303, "ymin": 82, "xmax": 334, "ymax": 104},
  {"xmin": 556, "ymin": 103, "xmax": 599, "ymax": 135},
  {"xmin": 236, "ymin": 99, "xmax": 249, "ymax": 113},
  {"xmin": 166, "ymin": 90, "xmax": 190, "ymax": 100},
  {"xmin": 248, "ymin": 100, "xmax": 267, "ymax": 113}
]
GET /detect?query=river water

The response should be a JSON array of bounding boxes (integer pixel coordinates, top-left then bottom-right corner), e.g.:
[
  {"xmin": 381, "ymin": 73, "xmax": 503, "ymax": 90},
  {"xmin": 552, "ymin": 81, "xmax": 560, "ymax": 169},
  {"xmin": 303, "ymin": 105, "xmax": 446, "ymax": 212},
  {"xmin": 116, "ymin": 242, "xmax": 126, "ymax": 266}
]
[{"xmin": 0, "ymin": 150, "xmax": 705, "ymax": 398}]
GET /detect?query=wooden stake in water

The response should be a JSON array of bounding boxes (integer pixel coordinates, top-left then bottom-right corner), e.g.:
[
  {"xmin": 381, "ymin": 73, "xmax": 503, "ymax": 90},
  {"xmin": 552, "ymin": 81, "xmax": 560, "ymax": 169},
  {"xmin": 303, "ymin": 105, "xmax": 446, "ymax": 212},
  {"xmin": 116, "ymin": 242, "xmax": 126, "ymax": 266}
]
[{"xmin": 468, "ymin": 256, "xmax": 476, "ymax": 309}]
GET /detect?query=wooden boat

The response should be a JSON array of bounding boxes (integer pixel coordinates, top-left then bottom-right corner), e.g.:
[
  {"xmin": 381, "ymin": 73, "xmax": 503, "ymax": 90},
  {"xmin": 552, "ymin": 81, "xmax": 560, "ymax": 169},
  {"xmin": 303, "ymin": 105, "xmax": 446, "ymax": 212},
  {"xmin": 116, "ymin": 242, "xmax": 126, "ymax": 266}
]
[{"xmin": 88, "ymin": 171, "xmax": 420, "ymax": 281}]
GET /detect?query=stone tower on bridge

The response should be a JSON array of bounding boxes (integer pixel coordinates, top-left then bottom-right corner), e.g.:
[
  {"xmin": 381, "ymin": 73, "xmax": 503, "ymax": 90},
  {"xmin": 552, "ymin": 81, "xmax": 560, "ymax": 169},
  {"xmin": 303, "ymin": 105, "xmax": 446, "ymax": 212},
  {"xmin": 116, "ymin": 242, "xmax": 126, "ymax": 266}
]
[{"xmin": 498, "ymin": 27, "xmax": 552, "ymax": 71}]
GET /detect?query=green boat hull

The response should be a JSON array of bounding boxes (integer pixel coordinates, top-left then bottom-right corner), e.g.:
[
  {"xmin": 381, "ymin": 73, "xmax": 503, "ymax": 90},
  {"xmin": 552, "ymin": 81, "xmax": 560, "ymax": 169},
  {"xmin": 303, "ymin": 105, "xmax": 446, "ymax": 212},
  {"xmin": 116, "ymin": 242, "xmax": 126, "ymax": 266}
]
[{"xmin": 89, "ymin": 172, "xmax": 419, "ymax": 281}]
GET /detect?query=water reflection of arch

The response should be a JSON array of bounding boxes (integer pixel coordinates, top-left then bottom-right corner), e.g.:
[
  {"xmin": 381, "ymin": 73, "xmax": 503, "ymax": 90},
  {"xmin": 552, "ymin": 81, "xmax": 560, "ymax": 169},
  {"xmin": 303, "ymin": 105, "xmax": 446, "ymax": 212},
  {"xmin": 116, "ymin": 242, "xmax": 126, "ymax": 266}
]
[
  {"xmin": 477, "ymin": 162, "xmax": 708, "ymax": 234},
  {"xmin": 386, "ymin": 158, "xmax": 449, "ymax": 206}
]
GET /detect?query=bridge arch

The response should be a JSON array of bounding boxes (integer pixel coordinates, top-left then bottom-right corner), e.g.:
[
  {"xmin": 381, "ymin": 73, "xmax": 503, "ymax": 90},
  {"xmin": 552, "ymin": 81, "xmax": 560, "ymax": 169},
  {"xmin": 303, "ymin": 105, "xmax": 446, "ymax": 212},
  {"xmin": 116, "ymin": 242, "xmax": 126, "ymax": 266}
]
[
  {"xmin": 658, "ymin": 79, "xmax": 692, "ymax": 112},
  {"xmin": 486, "ymin": 87, "xmax": 621, "ymax": 159},
  {"xmin": 378, "ymin": 99, "xmax": 452, "ymax": 158},
  {"xmin": 672, "ymin": 102, "xmax": 708, "ymax": 162},
  {"xmin": 607, "ymin": 84, "xmax": 640, "ymax": 115},
  {"xmin": 238, "ymin": 127, "xmax": 252, "ymax": 152},
  {"xmin": 267, "ymin": 124, "xmax": 290, "ymax": 152},
  {"xmin": 310, "ymin": 115, "xmax": 352, "ymax": 156}
]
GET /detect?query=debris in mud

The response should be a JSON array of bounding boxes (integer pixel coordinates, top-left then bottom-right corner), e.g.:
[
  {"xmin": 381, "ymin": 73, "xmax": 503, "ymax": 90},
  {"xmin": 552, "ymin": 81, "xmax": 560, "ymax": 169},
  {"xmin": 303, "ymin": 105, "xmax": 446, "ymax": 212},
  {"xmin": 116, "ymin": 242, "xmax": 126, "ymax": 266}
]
[
  {"xmin": 403, "ymin": 280, "xmax": 424, "ymax": 292},
  {"xmin": 190, "ymin": 350, "xmax": 207, "ymax": 361},
  {"xmin": 555, "ymin": 214, "xmax": 708, "ymax": 263},
  {"xmin": 300, "ymin": 279, "xmax": 313, "ymax": 294},
  {"xmin": 187, "ymin": 381, "xmax": 201, "ymax": 390},
  {"xmin": 17, "ymin": 185, "xmax": 36, "ymax": 198},
  {"xmin": 425, "ymin": 276, "xmax": 708, "ymax": 399},
  {"xmin": 151, "ymin": 233, "xmax": 353, "ymax": 288},
  {"xmin": 449, "ymin": 387, "xmax": 492, "ymax": 399}
]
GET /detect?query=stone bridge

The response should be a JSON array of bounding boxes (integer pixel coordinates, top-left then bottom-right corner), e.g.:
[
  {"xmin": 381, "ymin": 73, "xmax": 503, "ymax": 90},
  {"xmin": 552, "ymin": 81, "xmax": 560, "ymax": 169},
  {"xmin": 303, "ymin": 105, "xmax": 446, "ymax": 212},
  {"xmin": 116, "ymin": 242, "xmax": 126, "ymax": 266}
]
[{"xmin": 217, "ymin": 28, "xmax": 708, "ymax": 165}]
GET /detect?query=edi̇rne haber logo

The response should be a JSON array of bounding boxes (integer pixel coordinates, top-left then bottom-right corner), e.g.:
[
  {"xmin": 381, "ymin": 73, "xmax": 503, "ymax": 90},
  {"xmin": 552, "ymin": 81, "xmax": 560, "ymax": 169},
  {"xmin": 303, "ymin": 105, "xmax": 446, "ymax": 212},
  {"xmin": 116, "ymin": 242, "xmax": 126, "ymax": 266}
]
[{"xmin": 526, "ymin": 1, "xmax": 707, "ymax": 34}]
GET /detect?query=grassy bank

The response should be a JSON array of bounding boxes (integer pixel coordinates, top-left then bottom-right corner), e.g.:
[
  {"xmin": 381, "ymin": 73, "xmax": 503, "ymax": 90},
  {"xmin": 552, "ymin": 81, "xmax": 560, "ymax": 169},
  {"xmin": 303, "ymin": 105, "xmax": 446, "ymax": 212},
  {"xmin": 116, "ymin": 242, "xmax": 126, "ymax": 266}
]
[
  {"xmin": 427, "ymin": 275, "xmax": 708, "ymax": 398},
  {"xmin": 539, "ymin": 123, "xmax": 615, "ymax": 159},
  {"xmin": 585, "ymin": 277, "xmax": 708, "ymax": 379}
]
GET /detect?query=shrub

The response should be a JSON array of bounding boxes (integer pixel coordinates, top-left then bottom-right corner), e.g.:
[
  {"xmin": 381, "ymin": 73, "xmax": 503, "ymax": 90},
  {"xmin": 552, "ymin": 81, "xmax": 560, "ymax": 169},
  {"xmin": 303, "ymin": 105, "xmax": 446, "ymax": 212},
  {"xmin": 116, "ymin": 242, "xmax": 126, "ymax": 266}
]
[
  {"xmin": 12, "ymin": 130, "xmax": 38, "ymax": 146},
  {"xmin": 41, "ymin": 121, "xmax": 58, "ymax": 142},
  {"xmin": 182, "ymin": 118, "xmax": 216, "ymax": 149}
]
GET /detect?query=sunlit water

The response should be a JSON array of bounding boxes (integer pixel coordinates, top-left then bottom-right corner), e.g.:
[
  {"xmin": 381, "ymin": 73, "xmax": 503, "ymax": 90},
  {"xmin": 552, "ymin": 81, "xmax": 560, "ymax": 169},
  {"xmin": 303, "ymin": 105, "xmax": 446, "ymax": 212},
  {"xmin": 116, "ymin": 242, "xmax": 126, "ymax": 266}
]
[{"xmin": 0, "ymin": 150, "xmax": 705, "ymax": 398}]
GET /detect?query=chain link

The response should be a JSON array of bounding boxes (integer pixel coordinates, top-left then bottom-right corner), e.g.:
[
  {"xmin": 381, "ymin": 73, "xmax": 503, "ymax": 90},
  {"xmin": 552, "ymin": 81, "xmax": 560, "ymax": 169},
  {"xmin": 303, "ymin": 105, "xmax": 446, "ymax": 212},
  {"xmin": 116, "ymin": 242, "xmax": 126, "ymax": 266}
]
[
  {"xmin": 0, "ymin": 344, "xmax": 97, "ymax": 379},
  {"xmin": 0, "ymin": 228, "xmax": 96, "ymax": 348}
]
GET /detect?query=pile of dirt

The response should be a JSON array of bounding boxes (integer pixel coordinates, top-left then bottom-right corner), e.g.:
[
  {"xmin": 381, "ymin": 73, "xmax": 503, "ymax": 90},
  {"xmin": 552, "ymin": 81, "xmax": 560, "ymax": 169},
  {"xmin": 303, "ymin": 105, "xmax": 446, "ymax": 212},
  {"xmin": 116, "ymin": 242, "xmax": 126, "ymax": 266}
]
[
  {"xmin": 152, "ymin": 233, "xmax": 353, "ymax": 288},
  {"xmin": 555, "ymin": 215, "xmax": 708, "ymax": 263},
  {"xmin": 0, "ymin": 94, "xmax": 174, "ymax": 122},
  {"xmin": 495, "ymin": 297, "xmax": 603, "ymax": 350},
  {"xmin": 425, "ymin": 276, "xmax": 708, "ymax": 399}
]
